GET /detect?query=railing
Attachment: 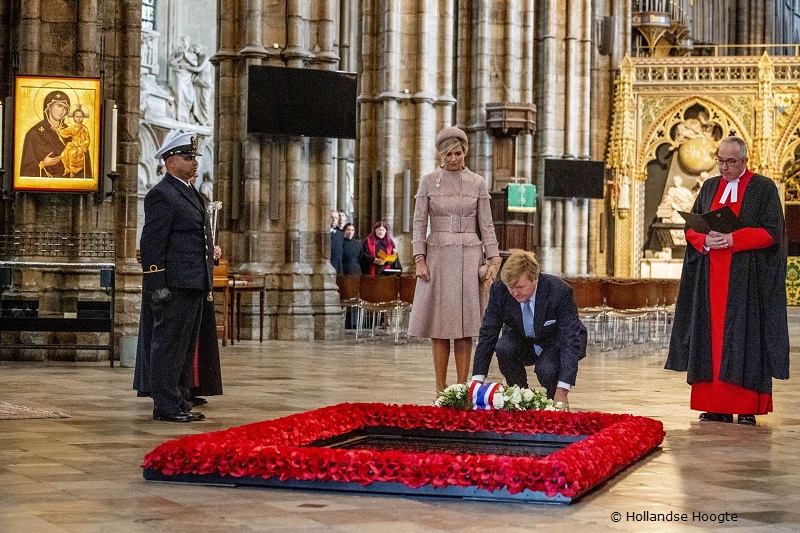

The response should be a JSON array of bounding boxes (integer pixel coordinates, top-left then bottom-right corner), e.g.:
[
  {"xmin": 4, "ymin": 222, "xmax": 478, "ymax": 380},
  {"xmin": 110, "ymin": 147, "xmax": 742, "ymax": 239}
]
[
  {"xmin": 635, "ymin": 43, "xmax": 800, "ymax": 58},
  {"xmin": 0, "ymin": 231, "xmax": 115, "ymax": 259}
]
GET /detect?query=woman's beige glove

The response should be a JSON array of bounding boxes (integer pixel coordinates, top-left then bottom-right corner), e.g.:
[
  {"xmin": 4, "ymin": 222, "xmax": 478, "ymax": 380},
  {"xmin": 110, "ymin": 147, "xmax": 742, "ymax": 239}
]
[
  {"xmin": 481, "ymin": 256, "xmax": 502, "ymax": 291},
  {"xmin": 484, "ymin": 256, "xmax": 501, "ymax": 282}
]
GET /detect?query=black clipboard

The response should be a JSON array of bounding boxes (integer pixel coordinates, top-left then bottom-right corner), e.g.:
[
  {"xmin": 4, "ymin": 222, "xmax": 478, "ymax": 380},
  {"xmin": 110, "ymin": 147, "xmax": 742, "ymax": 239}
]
[{"xmin": 677, "ymin": 206, "xmax": 745, "ymax": 234}]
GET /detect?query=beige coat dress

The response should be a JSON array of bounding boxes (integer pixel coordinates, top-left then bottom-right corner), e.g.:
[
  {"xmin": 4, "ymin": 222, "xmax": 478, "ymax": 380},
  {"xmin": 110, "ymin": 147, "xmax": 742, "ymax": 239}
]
[{"xmin": 407, "ymin": 166, "xmax": 499, "ymax": 339}]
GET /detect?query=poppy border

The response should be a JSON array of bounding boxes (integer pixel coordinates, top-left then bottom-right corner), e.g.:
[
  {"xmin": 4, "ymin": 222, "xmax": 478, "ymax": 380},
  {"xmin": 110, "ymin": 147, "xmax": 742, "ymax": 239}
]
[{"xmin": 142, "ymin": 403, "xmax": 664, "ymax": 504}]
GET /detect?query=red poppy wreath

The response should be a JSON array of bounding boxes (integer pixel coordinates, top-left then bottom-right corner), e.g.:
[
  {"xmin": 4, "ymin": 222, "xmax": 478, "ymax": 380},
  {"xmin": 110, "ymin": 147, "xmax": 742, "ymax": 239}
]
[{"xmin": 143, "ymin": 403, "xmax": 664, "ymax": 503}]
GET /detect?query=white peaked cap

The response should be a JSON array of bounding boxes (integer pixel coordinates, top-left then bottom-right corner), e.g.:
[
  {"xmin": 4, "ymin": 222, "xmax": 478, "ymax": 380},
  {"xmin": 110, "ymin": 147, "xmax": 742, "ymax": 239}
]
[{"xmin": 155, "ymin": 132, "xmax": 201, "ymax": 160}]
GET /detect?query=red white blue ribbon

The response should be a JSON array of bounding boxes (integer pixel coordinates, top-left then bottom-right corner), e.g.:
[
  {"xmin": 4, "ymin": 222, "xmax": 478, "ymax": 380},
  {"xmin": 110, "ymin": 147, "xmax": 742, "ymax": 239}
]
[{"xmin": 469, "ymin": 381, "xmax": 503, "ymax": 410}]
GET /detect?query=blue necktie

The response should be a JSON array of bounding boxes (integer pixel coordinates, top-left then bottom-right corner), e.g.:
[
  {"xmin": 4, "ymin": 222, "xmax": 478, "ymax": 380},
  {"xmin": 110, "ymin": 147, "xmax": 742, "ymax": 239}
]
[{"xmin": 523, "ymin": 300, "xmax": 535, "ymax": 338}]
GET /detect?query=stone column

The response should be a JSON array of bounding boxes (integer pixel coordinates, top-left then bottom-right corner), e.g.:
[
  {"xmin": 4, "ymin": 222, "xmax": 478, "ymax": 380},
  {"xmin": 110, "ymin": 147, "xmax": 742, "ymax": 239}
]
[
  {"xmin": 517, "ymin": 0, "xmax": 535, "ymax": 184},
  {"xmin": 114, "ymin": 0, "xmax": 146, "ymax": 355},
  {"xmin": 435, "ymin": 0, "xmax": 456, "ymax": 128},
  {"xmin": 537, "ymin": 0, "xmax": 559, "ymax": 272},
  {"xmin": 464, "ymin": 0, "xmax": 491, "ymax": 178}
]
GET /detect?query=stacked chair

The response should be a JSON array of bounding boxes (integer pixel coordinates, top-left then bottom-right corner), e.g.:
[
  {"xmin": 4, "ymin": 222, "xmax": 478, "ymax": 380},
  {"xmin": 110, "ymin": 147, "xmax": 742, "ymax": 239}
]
[
  {"xmin": 395, "ymin": 275, "xmax": 417, "ymax": 342},
  {"xmin": 335, "ymin": 275, "xmax": 361, "ymax": 333},
  {"xmin": 334, "ymin": 274, "xmax": 418, "ymax": 344},
  {"xmin": 657, "ymin": 279, "xmax": 681, "ymax": 347},
  {"xmin": 602, "ymin": 278, "xmax": 662, "ymax": 351},
  {"xmin": 564, "ymin": 277, "xmax": 607, "ymax": 345}
]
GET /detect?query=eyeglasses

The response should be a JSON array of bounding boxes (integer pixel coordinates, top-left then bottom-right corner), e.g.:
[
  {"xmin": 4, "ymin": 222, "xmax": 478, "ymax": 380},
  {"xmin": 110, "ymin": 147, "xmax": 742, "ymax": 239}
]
[
  {"xmin": 715, "ymin": 157, "xmax": 745, "ymax": 167},
  {"xmin": 178, "ymin": 155, "xmax": 197, "ymax": 161}
]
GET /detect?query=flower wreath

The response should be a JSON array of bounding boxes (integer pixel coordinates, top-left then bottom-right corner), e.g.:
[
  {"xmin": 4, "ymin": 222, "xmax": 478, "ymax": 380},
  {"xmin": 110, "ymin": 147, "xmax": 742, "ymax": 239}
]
[{"xmin": 434, "ymin": 382, "xmax": 566, "ymax": 411}]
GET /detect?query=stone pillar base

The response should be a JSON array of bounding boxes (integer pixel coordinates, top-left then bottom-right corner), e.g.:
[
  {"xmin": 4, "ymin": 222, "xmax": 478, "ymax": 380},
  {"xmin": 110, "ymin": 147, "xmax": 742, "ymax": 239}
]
[{"xmin": 272, "ymin": 268, "xmax": 344, "ymax": 340}]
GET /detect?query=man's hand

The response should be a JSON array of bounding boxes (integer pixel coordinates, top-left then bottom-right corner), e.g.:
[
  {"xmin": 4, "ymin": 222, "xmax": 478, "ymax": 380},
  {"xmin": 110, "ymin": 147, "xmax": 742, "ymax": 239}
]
[
  {"xmin": 553, "ymin": 386, "xmax": 569, "ymax": 406},
  {"xmin": 704, "ymin": 230, "xmax": 733, "ymax": 250},
  {"xmin": 213, "ymin": 245, "xmax": 222, "ymax": 260}
]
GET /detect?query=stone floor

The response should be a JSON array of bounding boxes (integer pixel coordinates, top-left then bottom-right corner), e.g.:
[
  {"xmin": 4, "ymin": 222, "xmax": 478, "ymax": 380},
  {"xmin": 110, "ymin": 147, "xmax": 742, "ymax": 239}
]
[{"xmin": 2, "ymin": 310, "xmax": 800, "ymax": 532}]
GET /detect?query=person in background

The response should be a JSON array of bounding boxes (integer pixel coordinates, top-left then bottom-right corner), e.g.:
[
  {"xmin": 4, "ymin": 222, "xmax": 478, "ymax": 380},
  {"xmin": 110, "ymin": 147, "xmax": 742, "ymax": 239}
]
[
  {"xmin": 360, "ymin": 220, "xmax": 401, "ymax": 276},
  {"xmin": 407, "ymin": 126, "xmax": 501, "ymax": 395},
  {"xmin": 341, "ymin": 222, "xmax": 362, "ymax": 276},
  {"xmin": 665, "ymin": 136, "xmax": 789, "ymax": 426},
  {"xmin": 330, "ymin": 210, "xmax": 344, "ymax": 274}
]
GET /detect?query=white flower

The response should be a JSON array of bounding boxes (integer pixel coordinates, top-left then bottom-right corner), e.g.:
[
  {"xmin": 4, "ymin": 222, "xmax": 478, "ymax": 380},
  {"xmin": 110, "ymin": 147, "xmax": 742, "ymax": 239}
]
[
  {"xmin": 510, "ymin": 389, "xmax": 523, "ymax": 405},
  {"xmin": 522, "ymin": 389, "xmax": 534, "ymax": 402},
  {"xmin": 544, "ymin": 405, "xmax": 555, "ymax": 411},
  {"xmin": 492, "ymin": 392, "xmax": 505, "ymax": 409}
]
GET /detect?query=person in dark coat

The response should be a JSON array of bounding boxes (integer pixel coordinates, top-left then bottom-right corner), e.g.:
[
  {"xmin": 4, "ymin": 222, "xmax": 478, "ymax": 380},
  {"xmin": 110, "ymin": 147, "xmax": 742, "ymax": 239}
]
[
  {"xmin": 341, "ymin": 223, "xmax": 362, "ymax": 275},
  {"xmin": 330, "ymin": 210, "xmax": 344, "ymax": 274},
  {"xmin": 471, "ymin": 249, "xmax": 587, "ymax": 405},
  {"xmin": 186, "ymin": 174, "xmax": 223, "ymax": 404},
  {"xmin": 360, "ymin": 220, "xmax": 401, "ymax": 275},
  {"xmin": 188, "ymin": 297, "xmax": 223, "ymax": 401},
  {"xmin": 133, "ymin": 132, "xmax": 214, "ymax": 423},
  {"xmin": 665, "ymin": 136, "xmax": 789, "ymax": 426}
]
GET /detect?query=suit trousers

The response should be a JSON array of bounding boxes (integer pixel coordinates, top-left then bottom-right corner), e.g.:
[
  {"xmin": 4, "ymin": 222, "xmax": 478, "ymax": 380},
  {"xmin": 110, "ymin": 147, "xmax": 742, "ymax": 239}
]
[
  {"xmin": 150, "ymin": 288, "xmax": 204, "ymax": 415},
  {"xmin": 494, "ymin": 330, "xmax": 561, "ymax": 398}
]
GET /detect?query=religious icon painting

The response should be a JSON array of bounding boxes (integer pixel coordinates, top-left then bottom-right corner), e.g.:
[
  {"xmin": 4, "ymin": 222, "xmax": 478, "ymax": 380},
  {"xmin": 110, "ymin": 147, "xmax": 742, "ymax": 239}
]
[{"xmin": 13, "ymin": 75, "xmax": 102, "ymax": 192}]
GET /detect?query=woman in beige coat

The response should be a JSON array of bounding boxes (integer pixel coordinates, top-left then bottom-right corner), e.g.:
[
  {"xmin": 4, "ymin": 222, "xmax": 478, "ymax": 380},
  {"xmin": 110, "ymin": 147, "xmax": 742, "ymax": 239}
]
[{"xmin": 408, "ymin": 127, "xmax": 501, "ymax": 394}]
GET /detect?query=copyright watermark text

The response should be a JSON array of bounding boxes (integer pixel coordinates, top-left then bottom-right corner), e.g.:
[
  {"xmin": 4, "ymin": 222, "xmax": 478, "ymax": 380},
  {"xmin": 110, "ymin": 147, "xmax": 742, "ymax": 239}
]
[{"xmin": 610, "ymin": 511, "xmax": 737, "ymax": 524}]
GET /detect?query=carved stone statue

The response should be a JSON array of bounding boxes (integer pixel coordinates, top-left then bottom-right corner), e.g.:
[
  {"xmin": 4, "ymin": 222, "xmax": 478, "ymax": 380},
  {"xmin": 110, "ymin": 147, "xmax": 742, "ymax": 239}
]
[
  {"xmin": 187, "ymin": 44, "xmax": 214, "ymax": 126},
  {"xmin": 657, "ymin": 175, "xmax": 695, "ymax": 223},
  {"xmin": 168, "ymin": 36, "xmax": 198, "ymax": 123}
]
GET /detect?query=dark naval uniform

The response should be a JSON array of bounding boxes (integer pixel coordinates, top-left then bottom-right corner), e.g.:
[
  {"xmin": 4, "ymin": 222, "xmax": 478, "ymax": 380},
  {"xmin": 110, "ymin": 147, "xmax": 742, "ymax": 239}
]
[{"xmin": 133, "ymin": 133, "xmax": 214, "ymax": 420}]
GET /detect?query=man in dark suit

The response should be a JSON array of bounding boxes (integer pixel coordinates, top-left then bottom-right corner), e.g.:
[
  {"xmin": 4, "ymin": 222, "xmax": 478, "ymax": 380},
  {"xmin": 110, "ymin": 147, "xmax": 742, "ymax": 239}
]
[
  {"xmin": 134, "ymin": 132, "xmax": 215, "ymax": 422},
  {"xmin": 471, "ymin": 249, "xmax": 587, "ymax": 405},
  {"xmin": 330, "ymin": 210, "xmax": 344, "ymax": 274}
]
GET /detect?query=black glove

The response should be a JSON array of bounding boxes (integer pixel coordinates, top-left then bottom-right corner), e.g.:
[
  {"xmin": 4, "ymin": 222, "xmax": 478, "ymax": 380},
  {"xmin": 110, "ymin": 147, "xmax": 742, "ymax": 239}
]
[{"xmin": 151, "ymin": 287, "xmax": 173, "ymax": 304}]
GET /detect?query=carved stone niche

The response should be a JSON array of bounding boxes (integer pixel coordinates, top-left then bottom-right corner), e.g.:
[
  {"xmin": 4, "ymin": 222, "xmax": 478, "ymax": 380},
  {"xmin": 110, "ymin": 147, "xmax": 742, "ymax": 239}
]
[{"xmin": 485, "ymin": 102, "xmax": 536, "ymax": 191}]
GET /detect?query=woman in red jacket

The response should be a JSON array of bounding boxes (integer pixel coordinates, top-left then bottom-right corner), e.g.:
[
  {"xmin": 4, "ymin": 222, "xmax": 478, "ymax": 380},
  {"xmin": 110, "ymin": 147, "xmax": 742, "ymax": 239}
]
[{"xmin": 360, "ymin": 220, "xmax": 401, "ymax": 276}]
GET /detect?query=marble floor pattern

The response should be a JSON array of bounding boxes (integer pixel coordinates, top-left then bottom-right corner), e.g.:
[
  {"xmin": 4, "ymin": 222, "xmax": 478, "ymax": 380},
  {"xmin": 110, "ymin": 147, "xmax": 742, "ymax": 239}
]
[{"xmin": 2, "ymin": 309, "xmax": 800, "ymax": 532}]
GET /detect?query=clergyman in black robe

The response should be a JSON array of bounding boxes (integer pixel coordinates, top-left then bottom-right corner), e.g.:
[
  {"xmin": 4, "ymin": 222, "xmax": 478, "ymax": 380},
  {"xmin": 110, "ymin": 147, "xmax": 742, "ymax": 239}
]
[{"xmin": 665, "ymin": 136, "xmax": 789, "ymax": 425}]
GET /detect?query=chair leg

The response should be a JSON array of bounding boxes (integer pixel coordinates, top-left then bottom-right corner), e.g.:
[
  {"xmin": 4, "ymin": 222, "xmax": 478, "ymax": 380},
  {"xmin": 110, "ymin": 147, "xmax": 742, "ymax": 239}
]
[{"xmin": 394, "ymin": 306, "xmax": 401, "ymax": 344}]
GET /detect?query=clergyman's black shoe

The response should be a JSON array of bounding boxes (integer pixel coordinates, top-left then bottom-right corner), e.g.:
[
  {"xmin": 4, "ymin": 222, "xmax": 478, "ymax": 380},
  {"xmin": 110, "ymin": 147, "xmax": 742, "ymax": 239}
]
[
  {"xmin": 698, "ymin": 412, "xmax": 734, "ymax": 423},
  {"xmin": 737, "ymin": 415, "xmax": 756, "ymax": 426},
  {"xmin": 190, "ymin": 396, "xmax": 208, "ymax": 406},
  {"xmin": 153, "ymin": 411, "xmax": 194, "ymax": 422}
]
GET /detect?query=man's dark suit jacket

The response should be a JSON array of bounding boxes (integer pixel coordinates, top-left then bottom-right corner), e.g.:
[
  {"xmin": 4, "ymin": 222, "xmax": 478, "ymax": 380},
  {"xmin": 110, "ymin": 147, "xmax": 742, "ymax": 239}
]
[
  {"xmin": 330, "ymin": 228, "xmax": 344, "ymax": 274},
  {"xmin": 140, "ymin": 173, "xmax": 214, "ymax": 292},
  {"xmin": 473, "ymin": 273, "xmax": 587, "ymax": 386}
]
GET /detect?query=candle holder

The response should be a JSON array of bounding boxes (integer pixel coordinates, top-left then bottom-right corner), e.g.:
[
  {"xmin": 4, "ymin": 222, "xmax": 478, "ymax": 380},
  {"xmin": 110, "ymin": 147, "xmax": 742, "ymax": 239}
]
[{"xmin": 94, "ymin": 171, "xmax": 119, "ymax": 204}]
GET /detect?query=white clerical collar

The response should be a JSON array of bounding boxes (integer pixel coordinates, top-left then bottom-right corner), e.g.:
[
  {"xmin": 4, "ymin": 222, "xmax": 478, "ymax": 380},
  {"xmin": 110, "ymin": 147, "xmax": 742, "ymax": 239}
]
[
  {"xmin": 720, "ymin": 179, "xmax": 739, "ymax": 204},
  {"xmin": 719, "ymin": 167, "xmax": 745, "ymax": 204}
]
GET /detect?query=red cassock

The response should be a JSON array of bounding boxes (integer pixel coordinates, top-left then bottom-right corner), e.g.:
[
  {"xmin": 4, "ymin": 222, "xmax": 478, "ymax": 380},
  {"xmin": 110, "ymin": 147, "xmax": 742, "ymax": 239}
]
[{"xmin": 684, "ymin": 169, "xmax": 774, "ymax": 415}]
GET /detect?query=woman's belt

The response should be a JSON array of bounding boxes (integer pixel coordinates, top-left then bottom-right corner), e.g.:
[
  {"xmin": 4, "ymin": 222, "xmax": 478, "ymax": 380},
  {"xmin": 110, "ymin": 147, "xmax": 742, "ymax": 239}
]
[{"xmin": 429, "ymin": 215, "xmax": 477, "ymax": 233}]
